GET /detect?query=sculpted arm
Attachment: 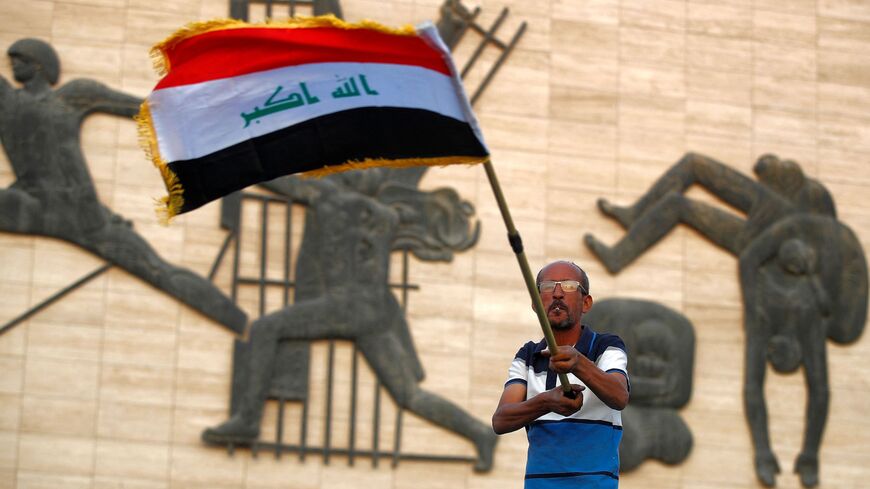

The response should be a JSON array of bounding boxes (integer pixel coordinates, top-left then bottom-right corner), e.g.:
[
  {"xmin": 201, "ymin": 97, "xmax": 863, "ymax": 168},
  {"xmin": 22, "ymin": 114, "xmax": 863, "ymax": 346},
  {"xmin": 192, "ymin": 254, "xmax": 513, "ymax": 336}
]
[
  {"xmin": 58, "ymin": 79, "xmax": 142, "ymax": 117},
  {"xmin": 492, "ymin": 382, "xmax": 585, "ymax": 435},
  {"xmin": 0, "ymin": 75, "xmax": 10, "ymax": 111},
  {"xmin": 260, "ymin": 175, "xmax": 337, "ymax": 205}
]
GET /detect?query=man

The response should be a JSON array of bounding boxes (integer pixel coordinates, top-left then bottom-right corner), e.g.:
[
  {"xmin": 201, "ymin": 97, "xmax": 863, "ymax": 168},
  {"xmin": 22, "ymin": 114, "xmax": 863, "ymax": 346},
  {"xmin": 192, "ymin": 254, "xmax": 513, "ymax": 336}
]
[
  {"xmin": 0, "ymin": 38, "xmax": 246, "ymax": 333},
  {"xmin": 492, "ymin": 260, "xmax": 630, "ymax": 487}
]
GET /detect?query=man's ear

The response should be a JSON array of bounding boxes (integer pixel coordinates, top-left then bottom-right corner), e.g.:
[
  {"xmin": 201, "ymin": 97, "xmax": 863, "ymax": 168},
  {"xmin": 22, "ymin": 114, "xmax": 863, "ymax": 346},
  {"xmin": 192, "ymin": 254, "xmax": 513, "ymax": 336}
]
[{"xmin": 582, "ymin": 294, "xmax": 593, "ymax": 313}]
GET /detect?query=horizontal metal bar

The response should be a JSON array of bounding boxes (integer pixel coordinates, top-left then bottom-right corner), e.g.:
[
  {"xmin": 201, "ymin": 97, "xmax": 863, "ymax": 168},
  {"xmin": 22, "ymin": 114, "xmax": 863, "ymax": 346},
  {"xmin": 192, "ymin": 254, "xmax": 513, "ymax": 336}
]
[
  {"xmin": 236, "ymin": 277, "xmax": 419, "ymax": 291},
  {"xmin": 238, "ymin": 278, "xmax": 297, "ymax": 287},
  {"xmin": 219, "ymin": 442, "xmax": 475, "ymax": 464},
  {"xmin": 471, "ymin": 21, "xmax": 527, "ymax": 106},
  {"xmin": 248, "ymin": 0, "xmax": 313, "ymax": 5},
  {"xmin": 460, "ymin": 7, "xmax": 509, "ymax": 78},
  {"xmin": 466, "ymin": 21, "xmax": 508, "ymax": 49},
  {"xmin": 241, "ymin": 193, "xmax": 293, "ymax": 204}
]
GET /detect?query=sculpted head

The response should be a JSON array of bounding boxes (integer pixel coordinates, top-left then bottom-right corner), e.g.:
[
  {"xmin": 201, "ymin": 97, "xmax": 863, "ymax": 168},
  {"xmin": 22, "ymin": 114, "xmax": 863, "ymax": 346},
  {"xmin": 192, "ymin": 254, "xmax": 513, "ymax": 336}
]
[
  {"xmin": 7, "ymin": 38, "xmax": 60, "ymax": 85},
  {"xmin": 376, "ymin": 182, "xmax": 479, "ymax": 261},
  {"xmin": 535, "ymin": 260, "xmax": 592, "ymax": 330},
  {"xmin": 753, "ymin": 154, "xmax": 806, "ymax": 200},
  {"xmin": 777, "ymin": 238, "xmax": 817, "ymax": 276}
]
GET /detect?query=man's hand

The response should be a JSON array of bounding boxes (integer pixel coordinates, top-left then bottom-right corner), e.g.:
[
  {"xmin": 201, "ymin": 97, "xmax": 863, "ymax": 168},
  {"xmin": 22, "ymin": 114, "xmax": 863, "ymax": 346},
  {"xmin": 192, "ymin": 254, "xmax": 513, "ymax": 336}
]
[
  {"xmin": 542, "ymin": 384, "xmax": 585, "ymax": 416},
  {"xmin": 542, "ymin": 345, "xmax": 630, "ymax": 411},
  {"xmin": 541, "ymin": 345, "xmax": 582, "ymax": 375}
]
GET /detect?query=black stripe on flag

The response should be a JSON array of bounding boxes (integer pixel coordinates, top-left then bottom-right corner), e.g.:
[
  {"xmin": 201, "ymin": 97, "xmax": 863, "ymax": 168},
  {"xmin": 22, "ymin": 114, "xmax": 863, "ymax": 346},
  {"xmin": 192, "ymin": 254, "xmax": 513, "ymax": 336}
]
[{"xmin": 167, "ymin": 107, "xmax": 488, "ymax": 213}]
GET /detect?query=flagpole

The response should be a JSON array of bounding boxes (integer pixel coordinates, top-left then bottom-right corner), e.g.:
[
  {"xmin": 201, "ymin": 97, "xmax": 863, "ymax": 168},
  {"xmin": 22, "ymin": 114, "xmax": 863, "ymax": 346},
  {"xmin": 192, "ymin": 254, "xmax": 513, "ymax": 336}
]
[{"xmin": 482, "ymin": 159, "xmax": 573, "ymax": 395}]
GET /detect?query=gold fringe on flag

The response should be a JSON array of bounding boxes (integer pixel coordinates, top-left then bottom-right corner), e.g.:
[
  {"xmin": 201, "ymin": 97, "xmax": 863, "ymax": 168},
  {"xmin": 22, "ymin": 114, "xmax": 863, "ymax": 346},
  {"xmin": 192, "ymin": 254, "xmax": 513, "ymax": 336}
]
[
  {"xmin": 149, "ymin": 15, "xmax": 417, "ymax": 77},
  {"xmin": 301, "ymin": 156, "xmax": 488, "ymax": 179},
  {"xmin": 135, "ymin": 101, "xmax": 184, "ymax": 224}
]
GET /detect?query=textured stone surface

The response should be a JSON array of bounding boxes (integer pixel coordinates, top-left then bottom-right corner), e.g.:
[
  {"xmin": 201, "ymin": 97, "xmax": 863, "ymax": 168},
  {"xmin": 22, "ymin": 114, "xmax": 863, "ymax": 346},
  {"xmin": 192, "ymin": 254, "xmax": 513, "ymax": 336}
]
[{"xmin": 1, "ymin": 1, "xmax": 869, "ymax": 488}]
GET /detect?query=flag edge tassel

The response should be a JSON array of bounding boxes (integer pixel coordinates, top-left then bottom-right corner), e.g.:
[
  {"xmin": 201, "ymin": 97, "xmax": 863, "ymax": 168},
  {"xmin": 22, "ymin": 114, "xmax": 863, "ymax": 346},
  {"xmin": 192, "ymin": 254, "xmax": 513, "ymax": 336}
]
[
  {"xmin": 301, "ymin": 156, "xmax": 488, "ymax": 179},
  {"xmin": 135, "ymin": 101, "xmax": 185, "ymax": 224}
]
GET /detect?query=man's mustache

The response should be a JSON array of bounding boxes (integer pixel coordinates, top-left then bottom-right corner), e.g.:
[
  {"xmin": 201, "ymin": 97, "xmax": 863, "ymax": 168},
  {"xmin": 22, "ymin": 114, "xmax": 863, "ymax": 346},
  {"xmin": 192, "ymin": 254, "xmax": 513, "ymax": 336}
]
[{"xmin": 549, "ymin": 300, "xmax": 568, "ymax": 312}]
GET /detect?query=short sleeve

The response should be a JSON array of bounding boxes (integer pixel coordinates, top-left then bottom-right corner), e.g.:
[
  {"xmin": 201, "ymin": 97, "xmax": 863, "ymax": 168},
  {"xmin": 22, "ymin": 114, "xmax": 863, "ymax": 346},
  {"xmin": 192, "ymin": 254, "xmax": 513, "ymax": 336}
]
[
  {"xmin": 597, "ymin": 346, "xmax": 627, "ymax": 373},
  {"xmin": 505, "ymin": 344, "xmax": 531, "ymax": 388},
  {"xmin": 597, "ymin": 346, "xmax": 630, "ymax": 392}
]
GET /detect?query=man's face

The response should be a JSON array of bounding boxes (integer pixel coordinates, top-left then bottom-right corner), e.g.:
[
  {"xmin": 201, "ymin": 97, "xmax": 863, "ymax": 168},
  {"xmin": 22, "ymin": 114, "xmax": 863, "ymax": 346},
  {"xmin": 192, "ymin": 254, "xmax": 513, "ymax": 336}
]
[
  {"xmin": 10, "ymin": 53, "xmax": 36, "ymax": 83},
  {"xmin": 536, "ymin": 262, "xmax": 590, "ymax": 330}
]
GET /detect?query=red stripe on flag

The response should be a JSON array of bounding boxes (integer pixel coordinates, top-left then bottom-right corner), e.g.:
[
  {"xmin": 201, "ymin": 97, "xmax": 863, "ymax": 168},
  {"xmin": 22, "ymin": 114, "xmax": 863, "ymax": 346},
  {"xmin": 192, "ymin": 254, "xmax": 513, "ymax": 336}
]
[{"xmin": 155, "ymin": 27, "xmax": 451, "ymax": 89}]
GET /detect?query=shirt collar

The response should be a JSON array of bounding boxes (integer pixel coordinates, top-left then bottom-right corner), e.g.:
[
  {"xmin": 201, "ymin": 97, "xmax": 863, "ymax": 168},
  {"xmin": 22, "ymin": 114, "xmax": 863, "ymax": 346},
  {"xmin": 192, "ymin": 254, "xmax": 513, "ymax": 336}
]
[{"xmin": 532, "ymin": 324, "xmax": 592, "ymax": 356}]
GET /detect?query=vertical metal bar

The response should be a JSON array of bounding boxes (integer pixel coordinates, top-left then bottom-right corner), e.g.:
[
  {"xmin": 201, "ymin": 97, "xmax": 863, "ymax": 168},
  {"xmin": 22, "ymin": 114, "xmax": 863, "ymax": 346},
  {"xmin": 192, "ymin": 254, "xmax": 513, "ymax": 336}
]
[
  {"xmin": 275, "ymin": 397, "xmax": 285, "ymax": 459},
  {"xmin": 470, "ymin": 22, "xmax": 527, "ymax": 106},
  {"xmin": 372, "ymin": 380, "xmax": 381, "ymax": 467},
  {"xmin": 283, "ymin": 198, "xmax": 292, "ymax": 307},
  {"xmin": 229, "ymin": 0, "xmax": 249, "ymax": 20},
  {"xmin": 231, "ymin": 213, "xmax": 242, "ymax": 303},
  {"xmin": 348, "ymin": 344, "xmax": 358, "ymax": 466},
  {"xmin": 299, "ymin": 396, "xmax": 309, "ymax": 461},
  {"xmin": 401, "ymin": 249, "xmax": 410, "ymax": 311},
  {"xmin": 324, "ymin": 341, "xmax": 335, "ymax": 464},
  {"xmin": 254, "ymin": 197, "xmax": 268, "ymax": 462},
  {"xmin": 259, "ymin": 200, "xmax": 269, "ymax": 317},
  {"xmin": 284, "ymin": 196, "xmax": 307, "ymax": 462},
  {"xmin": 391, "ymin": 410, "xmax": 403, "ymax": 468},
  {"xmin": 289, "ymin": 0, "xmax": 296, "ymax": 17},
  {"xmin": 460, "ymin": 8, "xmax": 509, "ymax": 78},
  {"xmin": 265, "ymin": 0, "xmax": 273, "ymax": 18},
  {"xmin": 208, "ymin": 232, "xmax": 234, "ymax": 282},
  {"xmin": 391, "ymin": 249, "xmax": 411, "ymax": 467}
]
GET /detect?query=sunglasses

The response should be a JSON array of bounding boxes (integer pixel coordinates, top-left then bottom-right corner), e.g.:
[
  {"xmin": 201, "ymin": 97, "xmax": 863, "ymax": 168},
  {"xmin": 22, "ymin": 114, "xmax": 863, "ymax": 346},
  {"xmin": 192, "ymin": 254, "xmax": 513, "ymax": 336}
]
[{"xmin": 538, "ymin": 280, "xmax": 587, "ymax": 295}]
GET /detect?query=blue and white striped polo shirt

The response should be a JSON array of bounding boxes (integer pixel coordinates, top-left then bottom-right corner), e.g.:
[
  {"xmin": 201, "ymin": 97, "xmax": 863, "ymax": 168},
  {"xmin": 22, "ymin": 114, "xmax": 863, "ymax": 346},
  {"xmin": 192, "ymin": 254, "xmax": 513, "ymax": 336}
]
[{"xmin": 505, "ymin": 325, "xmax": 629, "ymax": 488}]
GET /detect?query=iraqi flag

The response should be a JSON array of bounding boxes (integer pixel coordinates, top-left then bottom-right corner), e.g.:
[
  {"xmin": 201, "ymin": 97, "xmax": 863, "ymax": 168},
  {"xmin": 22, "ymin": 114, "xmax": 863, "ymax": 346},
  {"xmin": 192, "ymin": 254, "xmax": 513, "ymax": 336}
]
[{"xmin": 137, "ymin": 16, "xmax": 488, "ymax": 219}]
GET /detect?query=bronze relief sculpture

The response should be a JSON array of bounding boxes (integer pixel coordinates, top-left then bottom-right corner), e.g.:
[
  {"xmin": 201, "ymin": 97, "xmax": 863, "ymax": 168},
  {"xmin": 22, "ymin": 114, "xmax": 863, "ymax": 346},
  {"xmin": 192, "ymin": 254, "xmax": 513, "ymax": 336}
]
[
  {"xmin": 203, "ymin": 169, "xmax": 497, "ymax": 470},
  {"xmin": 0, "ymin": 38, "xmax": 246, "ymax": 334},
  {"xmin": 585, "ymin": 153, "xmax": 868, "ymax": 487},
  {"xmin": 584, "ymin": 298, "xmax": 695, "ymax": 472}
]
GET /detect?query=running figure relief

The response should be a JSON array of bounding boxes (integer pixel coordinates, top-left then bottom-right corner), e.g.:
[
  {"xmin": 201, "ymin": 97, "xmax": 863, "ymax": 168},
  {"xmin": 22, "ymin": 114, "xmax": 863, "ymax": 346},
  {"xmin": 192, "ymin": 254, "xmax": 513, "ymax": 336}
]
[
  {"xmin": 584, "ymin": 153, "xmax": 868, "ymax": 487},
  {"xmin": 0, "ymin": 38, "xmax": 246, "ymax": 333},
  {"xmin": 203, "ymin": 169, "xmax": 498, "ymax": 471}
]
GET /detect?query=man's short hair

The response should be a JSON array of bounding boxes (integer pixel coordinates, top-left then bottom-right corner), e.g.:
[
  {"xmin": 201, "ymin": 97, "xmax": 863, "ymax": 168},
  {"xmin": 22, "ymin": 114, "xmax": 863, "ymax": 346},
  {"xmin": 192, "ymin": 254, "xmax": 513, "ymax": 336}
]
[{"xmin": 536, "ymin": 260, "xmax": 590, "ymax": 295}]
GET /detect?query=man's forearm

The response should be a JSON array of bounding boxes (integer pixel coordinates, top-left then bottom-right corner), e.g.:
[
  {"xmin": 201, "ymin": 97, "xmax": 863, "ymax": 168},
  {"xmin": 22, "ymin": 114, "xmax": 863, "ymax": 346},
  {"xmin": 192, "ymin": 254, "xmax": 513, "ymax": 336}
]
[
  {"xmin": 492, "ymin": 394, "xmax": 551, "ymax": 434},
  {"xmin": 573, "ymin": 357, "xmax": 629, "ymax": 410}
]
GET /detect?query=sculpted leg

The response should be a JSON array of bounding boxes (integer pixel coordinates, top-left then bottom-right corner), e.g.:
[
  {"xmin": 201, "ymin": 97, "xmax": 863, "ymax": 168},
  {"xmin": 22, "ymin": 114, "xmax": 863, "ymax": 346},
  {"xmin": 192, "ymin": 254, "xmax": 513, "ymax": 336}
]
[
  {"xmin": 90, "ymin": 221, "xmax": 247, "ymax": 334},
  {"xmin": 597, "ymin": 152, "xmax": 757, "ymax": 229},
  {"xmin": 359, "ymin": 334, "xmax": 497, "ymax": 472},
  {"xmin": 585, "ymin": 193, "xmax": 746, "ymax": 273},
  {"xmin": 0, "ymin": 188, "xmax": 43, "ymax": 234},
  {"xmin": 745, "ymin": 336, "xmax": 779, "ymax": 487},
  {"xmin": 795, "ymin": 328, "xmax": 829, "ymax": 488},
  {"xmin": 203, "ymin": 297, "xmax": 342, "ymax": 443}
]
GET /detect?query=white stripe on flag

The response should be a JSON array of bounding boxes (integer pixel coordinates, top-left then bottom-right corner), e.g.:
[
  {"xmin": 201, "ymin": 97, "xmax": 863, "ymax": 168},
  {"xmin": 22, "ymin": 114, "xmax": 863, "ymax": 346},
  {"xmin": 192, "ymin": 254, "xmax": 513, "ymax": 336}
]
[{"xmin": 148, "ymin": 62, "xmax": 470, "ymax": 162}]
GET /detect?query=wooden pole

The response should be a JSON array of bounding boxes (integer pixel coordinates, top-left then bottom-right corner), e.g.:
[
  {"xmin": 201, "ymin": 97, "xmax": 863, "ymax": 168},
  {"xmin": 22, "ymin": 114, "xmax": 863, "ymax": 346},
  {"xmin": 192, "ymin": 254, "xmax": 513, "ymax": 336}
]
[{"xmin": 482, "ymin": 159, "xmax": 573, "ymax": 394}]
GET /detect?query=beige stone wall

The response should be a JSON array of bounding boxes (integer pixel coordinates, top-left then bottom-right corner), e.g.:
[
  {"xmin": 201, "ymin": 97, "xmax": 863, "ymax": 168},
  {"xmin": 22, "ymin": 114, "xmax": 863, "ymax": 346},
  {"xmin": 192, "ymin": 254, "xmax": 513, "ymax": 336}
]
[{"xmin": 1, "ymin": 0, "xmax": 869, "ymax": 488}]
